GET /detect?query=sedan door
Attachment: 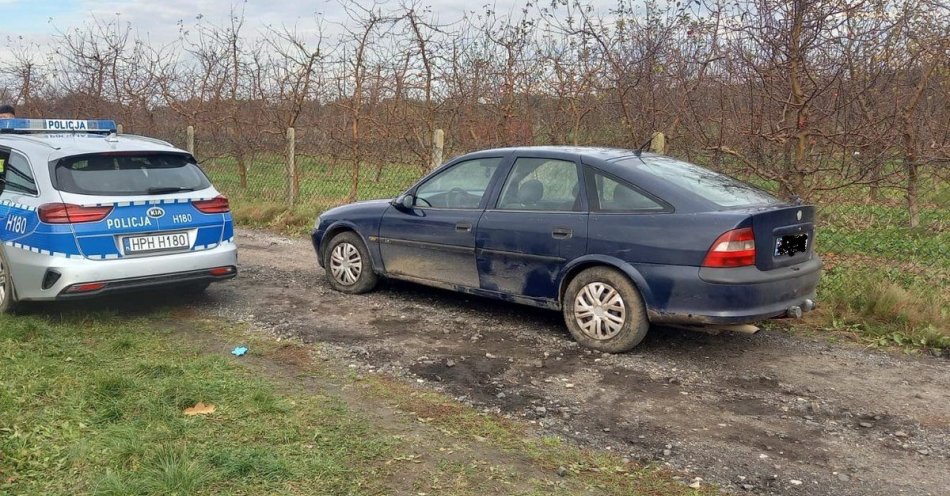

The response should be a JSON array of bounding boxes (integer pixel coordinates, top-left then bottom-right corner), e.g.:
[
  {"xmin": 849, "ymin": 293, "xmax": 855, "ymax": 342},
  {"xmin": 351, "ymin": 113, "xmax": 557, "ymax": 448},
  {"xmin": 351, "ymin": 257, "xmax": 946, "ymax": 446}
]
[
  {"xmin": 378, "ymin": 156, "xmax": 507, "ymax": 288},
  {"xmin": 475, "ymin": 156, "xmax": 588, "ymax": 301}
]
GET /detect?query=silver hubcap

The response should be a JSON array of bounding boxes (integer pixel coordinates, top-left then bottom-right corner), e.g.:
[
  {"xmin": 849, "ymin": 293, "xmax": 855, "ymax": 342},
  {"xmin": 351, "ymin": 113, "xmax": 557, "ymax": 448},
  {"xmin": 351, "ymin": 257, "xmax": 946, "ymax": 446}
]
[
  {"xmin": 329, "ymin": 242, "xmax": 362, "ymax": 286},
  {"xmin": 574, "ymin": 282, "xmax": 626, "ymax": 340}
]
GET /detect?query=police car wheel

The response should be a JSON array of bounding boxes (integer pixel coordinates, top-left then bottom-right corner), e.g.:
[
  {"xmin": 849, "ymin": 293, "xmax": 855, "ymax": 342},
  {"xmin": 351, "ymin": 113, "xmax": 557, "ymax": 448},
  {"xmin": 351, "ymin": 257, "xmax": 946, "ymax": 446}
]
[
  {"xmin": 0, "ymin": 249, "xmax": 19, "ymax": 314},
  {"xmin": 325, "ymin": 232, "xmax": 377, "ymax": 294}
]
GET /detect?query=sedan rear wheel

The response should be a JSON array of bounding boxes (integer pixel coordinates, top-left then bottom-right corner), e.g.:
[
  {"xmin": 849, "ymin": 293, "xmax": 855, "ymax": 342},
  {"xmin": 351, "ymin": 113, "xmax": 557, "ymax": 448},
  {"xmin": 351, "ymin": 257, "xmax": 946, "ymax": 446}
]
[
  {"xmin": 325, "ymin": 231, "xmax": 378, "ymax": 294},
  {"xmin": 563, "ymin": 267, "xmax": 648, "ymax": 352},
  {"xmin": 0, "ymin": 249, "xmax": 20, "ymax": 314}
]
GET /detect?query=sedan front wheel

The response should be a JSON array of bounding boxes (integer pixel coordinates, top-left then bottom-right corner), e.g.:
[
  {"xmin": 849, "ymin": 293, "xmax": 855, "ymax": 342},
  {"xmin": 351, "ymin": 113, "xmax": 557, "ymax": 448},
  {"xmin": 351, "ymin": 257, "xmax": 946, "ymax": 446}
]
[
  {"xmin": 563, "ymin": 267, "xmax": 649, "ymax": 352},
  {"xmin": 325, "ymin": 231, "xmax": 378, "ymax": 294}
]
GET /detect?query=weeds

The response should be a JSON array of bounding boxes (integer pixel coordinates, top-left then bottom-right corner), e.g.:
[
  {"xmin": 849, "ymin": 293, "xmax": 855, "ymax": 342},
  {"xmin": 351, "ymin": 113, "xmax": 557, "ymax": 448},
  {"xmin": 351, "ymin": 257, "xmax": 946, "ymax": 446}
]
[{"xmin": 817, "ymin": 264, "xmax": 949, "ymax": 350}]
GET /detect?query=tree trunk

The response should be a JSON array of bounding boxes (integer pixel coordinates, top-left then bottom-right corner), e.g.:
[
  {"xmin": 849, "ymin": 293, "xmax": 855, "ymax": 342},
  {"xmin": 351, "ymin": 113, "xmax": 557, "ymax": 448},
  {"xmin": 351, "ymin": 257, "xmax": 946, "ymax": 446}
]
[{"xmin": 906, "ymin": 161, "xmax": 919, "ymax": 228}]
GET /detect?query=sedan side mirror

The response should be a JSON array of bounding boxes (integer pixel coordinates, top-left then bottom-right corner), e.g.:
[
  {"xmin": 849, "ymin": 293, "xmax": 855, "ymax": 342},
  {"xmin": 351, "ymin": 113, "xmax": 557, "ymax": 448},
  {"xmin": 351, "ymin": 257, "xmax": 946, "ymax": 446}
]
[{"xmin": 394, "ymin": 194, "xmax": 415, "ymax": 210}]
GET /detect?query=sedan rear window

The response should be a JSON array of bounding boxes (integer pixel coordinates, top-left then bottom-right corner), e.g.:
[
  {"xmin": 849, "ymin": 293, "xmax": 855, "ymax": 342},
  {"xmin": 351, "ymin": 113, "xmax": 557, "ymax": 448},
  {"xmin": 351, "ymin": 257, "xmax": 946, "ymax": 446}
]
[
  {"xmin": 54, "ymin": 153, "xmax": 211, "ymax": 196},
  {"xmin": 618, "ymin": 156, "xmax": 781, "ymax": 208}
]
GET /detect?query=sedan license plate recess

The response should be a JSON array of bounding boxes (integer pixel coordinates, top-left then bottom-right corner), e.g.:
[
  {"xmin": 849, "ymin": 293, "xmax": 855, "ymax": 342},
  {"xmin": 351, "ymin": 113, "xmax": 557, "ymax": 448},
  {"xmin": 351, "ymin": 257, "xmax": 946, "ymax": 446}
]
[
  {"xmin": 122, "ymin": 231, "xmax": 191, "ymax": 255},
  {"xmin": 775, "ymin": 233, "xmax": 808, "ymax": 257}
]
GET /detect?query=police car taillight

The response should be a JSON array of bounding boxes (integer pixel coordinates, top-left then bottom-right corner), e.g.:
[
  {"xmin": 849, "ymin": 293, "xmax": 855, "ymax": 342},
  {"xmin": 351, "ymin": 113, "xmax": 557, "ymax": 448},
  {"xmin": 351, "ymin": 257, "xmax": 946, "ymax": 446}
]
[
  {"xmin": 193, "ymin": 196, "xmax": 230, "ymax": 214},
  {"xmin": 39, "ymin": 203, "xmax": 114, "ymax": 224},
  {"xmin": 209, "ymin": 266, "xmax": 235, "ymax": 276},
  {"xmin": 702, "ymin": 227, "xmax": 756, "ymax": 267}
]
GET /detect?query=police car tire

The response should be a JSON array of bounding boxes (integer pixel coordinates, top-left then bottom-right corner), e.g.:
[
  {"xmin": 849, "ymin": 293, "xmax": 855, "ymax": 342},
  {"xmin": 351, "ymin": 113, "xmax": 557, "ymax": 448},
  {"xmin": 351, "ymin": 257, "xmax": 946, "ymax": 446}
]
[
  {"xmin": 325, "ymin": 231, "xmax": 378, "ymax": 294},
  {"xmin": 0, "ymin": 248, "xmax": 20, "ymax": 314},
  {"xmin": 562, "ymin": 267, "xmax": 649, "ymax": 353}
]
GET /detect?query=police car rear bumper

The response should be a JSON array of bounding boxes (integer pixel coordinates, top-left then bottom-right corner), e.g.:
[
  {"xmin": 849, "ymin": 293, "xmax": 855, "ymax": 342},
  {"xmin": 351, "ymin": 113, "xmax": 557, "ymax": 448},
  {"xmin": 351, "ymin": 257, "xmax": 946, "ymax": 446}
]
[{"xmin": 6, "ymin": 242, "xmax": 238, "ymax": 301}]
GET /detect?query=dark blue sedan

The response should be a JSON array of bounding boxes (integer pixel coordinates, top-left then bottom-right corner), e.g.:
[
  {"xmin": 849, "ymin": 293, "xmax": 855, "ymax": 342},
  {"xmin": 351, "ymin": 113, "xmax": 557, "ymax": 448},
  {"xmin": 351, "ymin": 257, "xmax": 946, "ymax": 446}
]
[{"xmin": 311, "ymin": 147, "xmax": 820, "ymax": 352}]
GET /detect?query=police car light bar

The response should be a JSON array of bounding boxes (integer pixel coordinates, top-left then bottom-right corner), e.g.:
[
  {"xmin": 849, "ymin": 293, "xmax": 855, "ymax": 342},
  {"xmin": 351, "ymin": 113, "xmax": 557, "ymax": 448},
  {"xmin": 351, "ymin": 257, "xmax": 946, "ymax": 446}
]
[{"xmin": 0, "ymin": 118, "xmax": 118, "ymax": 134}]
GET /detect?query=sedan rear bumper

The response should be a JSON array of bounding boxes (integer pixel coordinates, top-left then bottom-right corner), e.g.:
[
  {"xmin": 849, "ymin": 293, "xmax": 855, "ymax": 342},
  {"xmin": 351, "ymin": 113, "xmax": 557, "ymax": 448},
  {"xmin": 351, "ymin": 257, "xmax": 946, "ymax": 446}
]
[{"xmin": 638, "ymin": 257, "xmax": 821, "ymax": 325}]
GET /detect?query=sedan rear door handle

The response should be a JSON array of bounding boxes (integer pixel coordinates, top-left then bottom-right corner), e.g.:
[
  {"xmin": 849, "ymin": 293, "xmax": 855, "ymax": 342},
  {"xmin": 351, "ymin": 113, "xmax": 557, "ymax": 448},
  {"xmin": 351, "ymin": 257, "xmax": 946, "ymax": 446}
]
[
  {"xmin": 455, "ymin": 222, "xmax": 472, "ymax": 232},
  {"xmin": 552, "ymin": 227, "xmax": 573, "ymax": 239}
]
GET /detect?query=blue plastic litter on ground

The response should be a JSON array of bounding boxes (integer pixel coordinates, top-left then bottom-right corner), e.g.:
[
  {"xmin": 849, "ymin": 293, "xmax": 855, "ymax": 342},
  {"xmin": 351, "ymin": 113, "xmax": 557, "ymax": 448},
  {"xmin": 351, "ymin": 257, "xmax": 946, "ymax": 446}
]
[{"xmin": 231, "ymin": 346, "xmax": 248, "ymax": 357}]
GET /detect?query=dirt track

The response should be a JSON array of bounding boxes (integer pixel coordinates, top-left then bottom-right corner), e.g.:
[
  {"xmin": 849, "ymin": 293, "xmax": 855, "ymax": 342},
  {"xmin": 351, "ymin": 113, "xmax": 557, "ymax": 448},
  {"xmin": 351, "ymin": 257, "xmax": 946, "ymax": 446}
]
[{"xmin": 207, "ymin": 228, "xmax": 949, "ymax": 495}]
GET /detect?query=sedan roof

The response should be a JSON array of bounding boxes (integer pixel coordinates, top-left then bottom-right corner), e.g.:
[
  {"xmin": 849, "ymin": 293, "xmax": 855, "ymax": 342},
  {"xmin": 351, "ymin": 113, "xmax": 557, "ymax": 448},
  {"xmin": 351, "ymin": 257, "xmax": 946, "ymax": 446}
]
[{"xmin": 465, "ymin": 145, "xmax": 639, "ymax": 161}]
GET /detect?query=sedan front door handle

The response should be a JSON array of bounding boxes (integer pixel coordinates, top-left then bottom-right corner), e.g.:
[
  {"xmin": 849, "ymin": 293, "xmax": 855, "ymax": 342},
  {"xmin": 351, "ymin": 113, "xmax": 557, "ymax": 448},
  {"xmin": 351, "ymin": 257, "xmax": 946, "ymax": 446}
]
[
  {"xmin": 552, "ymin": 227, "xmax": 573, "ymax": 239},
  {"xmin": 455, "ymin": 222, "xmax": 473, "ymax": 232}
]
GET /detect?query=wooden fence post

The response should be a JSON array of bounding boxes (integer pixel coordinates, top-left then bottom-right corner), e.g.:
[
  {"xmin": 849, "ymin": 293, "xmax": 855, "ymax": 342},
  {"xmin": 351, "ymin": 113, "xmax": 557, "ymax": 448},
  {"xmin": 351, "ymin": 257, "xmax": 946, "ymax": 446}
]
[
  {"xmin": 186, "ymin": 125, "xmax": 195, "ymax": 155},
  {"xmin": 430, "ymin": 128, "xmax": 444, "ymax": 171},
  {"xmin": 287, "ymin": 127, "xmax": 297, "ymax": 206}
]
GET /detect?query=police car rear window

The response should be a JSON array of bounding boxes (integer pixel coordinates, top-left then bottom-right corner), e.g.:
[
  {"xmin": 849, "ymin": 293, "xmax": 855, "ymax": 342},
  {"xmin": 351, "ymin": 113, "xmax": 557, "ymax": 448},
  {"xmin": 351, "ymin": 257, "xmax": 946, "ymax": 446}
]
[{"xmin": 53, "ymin": 153, "xmax": 211, "ymax": 196}]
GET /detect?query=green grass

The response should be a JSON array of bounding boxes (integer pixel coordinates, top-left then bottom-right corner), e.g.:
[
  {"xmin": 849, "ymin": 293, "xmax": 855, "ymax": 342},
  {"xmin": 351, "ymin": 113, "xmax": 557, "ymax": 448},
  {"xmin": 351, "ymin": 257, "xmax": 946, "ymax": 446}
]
[
  {"xmin": 816, "ymin": 264, "xmax": 949, "ymax": 351},
  {"xmin": 0, "ymin": 313, "xmax": 392, "ymax": 495},
  {"xmin": 817, "ymin": 203, "xmax": 948, "ymax": 268},
  {"xmin": 0, "ymin": 311, "xmax": 706, "ymax": 495}
]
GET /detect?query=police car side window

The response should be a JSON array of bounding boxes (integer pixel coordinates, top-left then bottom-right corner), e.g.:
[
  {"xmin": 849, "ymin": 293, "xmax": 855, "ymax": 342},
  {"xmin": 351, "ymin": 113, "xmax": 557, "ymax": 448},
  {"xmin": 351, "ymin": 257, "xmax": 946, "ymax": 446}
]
[{"xmin": 2, "ymin": 151, "xmax": 39, "ymax": 196}]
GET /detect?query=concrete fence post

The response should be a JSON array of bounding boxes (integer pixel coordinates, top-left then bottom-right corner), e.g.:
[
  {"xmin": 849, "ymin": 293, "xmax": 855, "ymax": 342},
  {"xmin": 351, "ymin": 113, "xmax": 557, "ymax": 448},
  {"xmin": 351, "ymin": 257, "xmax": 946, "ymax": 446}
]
[
  {"xmin": 186, "ymin": 125, "xmax": 195, "ymax": 155},
  {"xmin": 430, "ymin": 128, "xmax": 444, "ymax": 171},
  {"xmin": 287, "ymin": 127, "xmax": 297, "ymax": 206},
  {"xmin": 649, "ymin": 131, "xmax": 666, "ymax": 154}
]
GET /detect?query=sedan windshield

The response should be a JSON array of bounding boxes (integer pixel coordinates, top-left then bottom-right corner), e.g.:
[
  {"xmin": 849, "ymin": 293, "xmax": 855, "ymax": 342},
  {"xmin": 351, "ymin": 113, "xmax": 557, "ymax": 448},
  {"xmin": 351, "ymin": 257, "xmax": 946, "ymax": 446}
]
[{"xmin": 617, "ymin": 156, "xmax": 781, "ymax": 208}]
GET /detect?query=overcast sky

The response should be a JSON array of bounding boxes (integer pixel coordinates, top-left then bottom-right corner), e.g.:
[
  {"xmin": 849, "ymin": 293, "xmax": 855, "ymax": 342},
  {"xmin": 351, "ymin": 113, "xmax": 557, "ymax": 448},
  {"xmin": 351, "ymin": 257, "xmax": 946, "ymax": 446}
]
[
  {"xmin": 0, "ymin": 0, "xmax": 622, "ymax": 39},
  {"xmin": 0, "ymin": 0, "xmax": 637, "ymax": 68}
]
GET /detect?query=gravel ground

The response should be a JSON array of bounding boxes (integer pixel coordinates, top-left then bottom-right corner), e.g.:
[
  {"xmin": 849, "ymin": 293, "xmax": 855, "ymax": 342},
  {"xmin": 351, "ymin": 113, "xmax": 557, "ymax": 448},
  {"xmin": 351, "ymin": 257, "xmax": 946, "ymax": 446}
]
[{"xmin": 206, "ymin": 228, "xmax": 950, "ymax": 496}]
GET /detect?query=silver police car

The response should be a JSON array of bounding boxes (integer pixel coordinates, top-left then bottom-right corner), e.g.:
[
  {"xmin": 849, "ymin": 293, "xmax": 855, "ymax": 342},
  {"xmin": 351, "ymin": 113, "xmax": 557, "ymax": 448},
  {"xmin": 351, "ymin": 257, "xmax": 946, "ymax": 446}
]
[{"xmin": 0, "ymin": 118, "xmax": 237, "ymax": 312}]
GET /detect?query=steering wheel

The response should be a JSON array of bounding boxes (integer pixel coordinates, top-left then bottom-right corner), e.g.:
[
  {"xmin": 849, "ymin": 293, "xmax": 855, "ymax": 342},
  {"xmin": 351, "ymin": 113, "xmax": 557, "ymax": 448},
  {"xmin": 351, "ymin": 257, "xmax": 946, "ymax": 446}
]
[
  {"xmin": 414, "ymin": 195, "xmax": 432, "ymax": 207},
  {"xmin": 446, "ymin": 188, "xmax": 470, "ymax": 208}
]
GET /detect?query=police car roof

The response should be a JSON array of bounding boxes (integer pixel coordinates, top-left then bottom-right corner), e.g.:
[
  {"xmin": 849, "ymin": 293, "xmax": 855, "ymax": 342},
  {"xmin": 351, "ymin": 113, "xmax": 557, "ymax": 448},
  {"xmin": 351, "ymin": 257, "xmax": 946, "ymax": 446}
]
[{"xmin": 0, "ymin": 133, "xmax": 186, "ymax": 161}]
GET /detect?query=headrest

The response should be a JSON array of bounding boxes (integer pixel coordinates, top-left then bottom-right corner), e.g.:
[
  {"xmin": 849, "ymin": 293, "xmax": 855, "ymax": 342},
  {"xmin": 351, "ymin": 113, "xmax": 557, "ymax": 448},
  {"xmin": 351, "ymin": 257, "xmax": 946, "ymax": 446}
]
[{"xmin": 518, "ymin": 179, "xmax": 544, "ymax": 204}]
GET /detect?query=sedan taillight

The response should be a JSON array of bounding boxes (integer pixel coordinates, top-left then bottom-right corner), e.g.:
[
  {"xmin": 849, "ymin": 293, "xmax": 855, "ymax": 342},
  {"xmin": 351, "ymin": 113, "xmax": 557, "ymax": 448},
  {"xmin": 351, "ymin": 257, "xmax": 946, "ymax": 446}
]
[
  {"xmin": 193, "ymin": 195, "xmax": 230, "ymax": 214},
  {"xmin": 702, "ymin": 227, "xmax": 756, "ymax": 268},
  {"xmin": 38, "ymin": 203, "xmax": 114, "ymax": 224}
]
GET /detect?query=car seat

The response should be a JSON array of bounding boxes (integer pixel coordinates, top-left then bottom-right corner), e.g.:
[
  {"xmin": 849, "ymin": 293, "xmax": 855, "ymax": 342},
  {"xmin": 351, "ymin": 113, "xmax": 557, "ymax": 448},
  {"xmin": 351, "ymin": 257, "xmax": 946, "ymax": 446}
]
[{"xmin": 517, "ymin": 179, "xmax": 544, "ymax": 208}]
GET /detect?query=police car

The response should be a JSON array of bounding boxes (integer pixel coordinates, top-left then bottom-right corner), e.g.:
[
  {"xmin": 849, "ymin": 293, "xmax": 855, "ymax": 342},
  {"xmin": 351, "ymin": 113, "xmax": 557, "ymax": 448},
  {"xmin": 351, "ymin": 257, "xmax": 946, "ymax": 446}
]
[{"xmin": 0, "ymin": 118, "xmax": 237, "ymax": 312}]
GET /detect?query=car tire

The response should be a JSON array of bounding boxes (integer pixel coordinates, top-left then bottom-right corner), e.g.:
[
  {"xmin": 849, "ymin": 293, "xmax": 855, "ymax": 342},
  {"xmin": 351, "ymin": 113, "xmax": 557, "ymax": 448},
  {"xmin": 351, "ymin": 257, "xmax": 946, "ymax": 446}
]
[
  {"xmin": 324, "ymin": 231, "xmax": 378, "ymax": 294},
  {"xmin": 0, "ymin": 248, "xmax": 20, "ymax": 314},
  {"xmin": 562, "ymin": 267, "xmax": 649, "ymax": 353}
]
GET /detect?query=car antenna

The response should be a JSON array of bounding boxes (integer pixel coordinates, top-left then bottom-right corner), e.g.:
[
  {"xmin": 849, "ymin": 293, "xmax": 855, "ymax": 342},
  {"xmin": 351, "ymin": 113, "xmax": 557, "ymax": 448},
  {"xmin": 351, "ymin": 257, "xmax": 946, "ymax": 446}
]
[
  {"xmin": 633, "ymin": 132, "xmax": 656, "ymax": 161},
  {"xmin": 636, "ymin": 132, "xmax": 658, "ymax": 157}
]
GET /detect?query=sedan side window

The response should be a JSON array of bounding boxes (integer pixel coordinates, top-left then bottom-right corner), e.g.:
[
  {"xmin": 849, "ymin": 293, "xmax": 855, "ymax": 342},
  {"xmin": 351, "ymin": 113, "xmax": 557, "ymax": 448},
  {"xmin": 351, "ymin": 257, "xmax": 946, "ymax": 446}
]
[
  {"xmin": 496, "ymin": 158, "xmax": 581, "ymax": 211},
  {"xmin": 415, "ymin": 157, "xmax": 503, "ymax": 209},
  {"xmin": 592, "ymin": 173, "xmax": 664, "ymax": 212}
]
